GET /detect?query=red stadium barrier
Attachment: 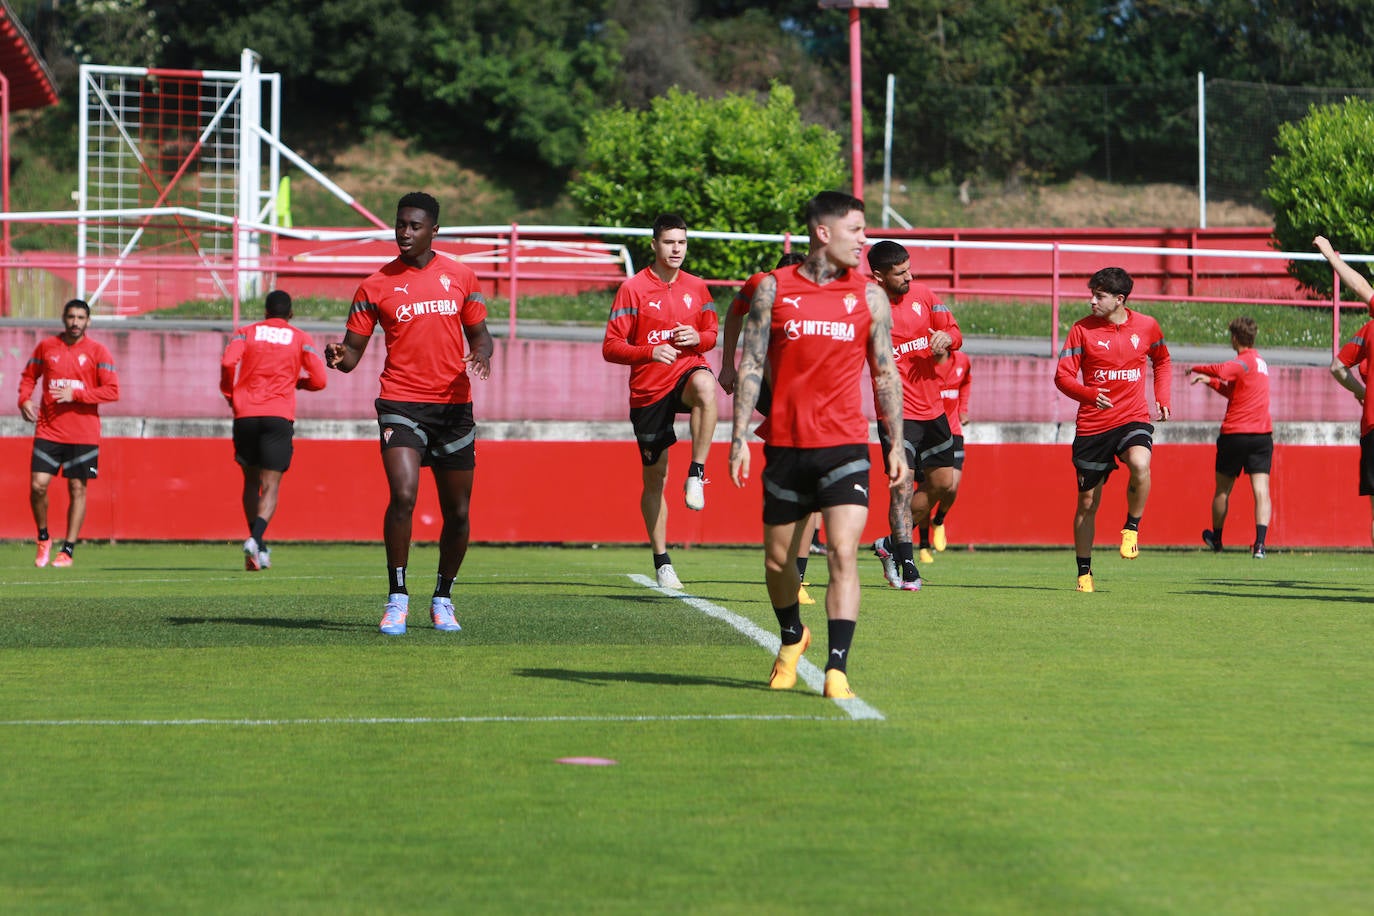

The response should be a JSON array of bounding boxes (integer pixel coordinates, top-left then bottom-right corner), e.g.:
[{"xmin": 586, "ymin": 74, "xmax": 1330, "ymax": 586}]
[{"xmin": 1, "ymin": 437, "xmax": 1365, "ymax": 549}]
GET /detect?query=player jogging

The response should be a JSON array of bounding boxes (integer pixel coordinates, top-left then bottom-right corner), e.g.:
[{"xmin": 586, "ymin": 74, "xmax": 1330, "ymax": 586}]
[
  {"xmin": 602, "ymin": 213, "xmax": 719, "ymax": 590},
  {"xmin": 921, "ymin": 347, "xmax": 972, "ymax": 557},
  {"xmin": 866, "ymin": 240, "xmax": 963, "ymax": 590},
  {"xmin": 18, "ymin": 299, "xmax": 120, "ymax": 568},
  {"xmin": 325, "ymin": 192, "xmax": 494, "ymax": 635},
  {"xmin": 1316, "ymin": 235, "xmax": 1374, "ymax": 546},
  {"xmin": 1189, "ymin": 316, "xmax": 1272, "ymax": 558},
  {"xmin": 728, "ymin": 191, "xmax": 909, "ymax": 700},
  {"xmin": 220, "ymin": 289, "xmax": 328, "ymax": 570},
  {"xmin": 1054, "ymin": 267, "xmax": 1171, "ymax": 592}
]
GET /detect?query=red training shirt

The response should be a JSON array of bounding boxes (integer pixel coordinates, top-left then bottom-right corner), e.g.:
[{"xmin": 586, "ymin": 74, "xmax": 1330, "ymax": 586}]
[
  {"xmin": 1055, "ymin": 308, "xmax": 1171, "ymax": 436},
  {"xmin": 1189, "ymin": 348, "xmax": 1271, "ymax": 434},
  {"xmin": 1336, "ymin": 320, "xmax": 1374, "ymax": 436},
  {"xmin": 17, "ymin": 333, "xmax": 120, "ymax": 444},
  {"xmin": 887, "ymin": 282, "xmax": 962, "ymax": 421},
  {"xmin": 730, "ymin": 271, "xmax": 766, "ymax": 318},
  {"xmin": 764, "ymin": 264, "xmax": 874, "ymax": 448},
  {"xmin": 602, "ymin": 266, "xmax": 718, "ymax": 408},
  {"xmin": 220, "ymin": 318, "xmax": 328, "ymax": 420},
  {"xmin": 935, "ymin": 349, "xmax": 972, "ymax": 437},
  {"xmin": 346, "ymin": 254, "xmax": 488, "ymax": 404}
]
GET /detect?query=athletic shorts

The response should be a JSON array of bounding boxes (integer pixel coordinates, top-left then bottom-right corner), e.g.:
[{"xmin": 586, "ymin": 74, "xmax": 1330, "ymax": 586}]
[
  {"xmin": 1072, "ymin": 421, "xmax": 1154, "ymax": 492},
  {"xmin": 951, "ymin": 434, "xmax": 966, "ymax": 471},
  {"xmin": 31, "ymin": 438, "xmax": 99, "ymax": 480},
  {"xmin": 376, "ymin": 398, "xmax": 476, "ymax": 471},
  {"xmin": 1215, "ymin": 432, "xmax": 1272, "ymax": 478},
  {"xmin": 761, "ymin": 443, "xmax": 870, "ymax": 526},
  {"xmin": 232, "ymin": 416, "xmax": 295, "ymax": 472},
  {"xmin": 629, "ymin": 365, "xmax": 713, "ymax": 467},
  {"xmin": 1360, "ymin": 431, "xmax": 1374, "ymax": 497},
  {"xmin": 876, "ymin": 414, "xmax": 956, "ymax": 484},
  {"xmin": 754, "ymin": 376, "xmax": 773, "ymax": 417}
]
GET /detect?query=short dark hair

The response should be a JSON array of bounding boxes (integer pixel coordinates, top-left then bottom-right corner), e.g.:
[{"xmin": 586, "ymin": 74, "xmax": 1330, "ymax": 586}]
[
  {"xmin": 397, "ymin": 191, "xmax": 440, "ymax": 224},
  {"xmin": 805, "ymin": 191, "xmax": 864, "ymax": 233},
  {"xmin": 652, "ymin": 213, "xmax": 687, "ymax": 240},
  {"xmin": 264, "ymin": 289, "xmax": 292, "ymax": 318},
  {"xmin": 63, "ymin": 298, "xmax": 90, "ymax": 317},
  {"xmin": 867, "ymin": 239, "xmax": 910, "ymax": 274},
  {"xmin": 774, "ymin": 251, "xmax": 806, "ymax": 269},
  {"xmin": 1229, "ymin": 315, "xmax": 1257, "ymax": 348},
  {"xmin": 1088, "ymin": 267, "xmax": 1133, "ymax": 299}
]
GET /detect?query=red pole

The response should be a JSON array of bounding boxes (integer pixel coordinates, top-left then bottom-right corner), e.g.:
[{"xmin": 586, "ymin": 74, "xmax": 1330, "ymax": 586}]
[
  {"xmin": 849, "ymin": 8, "xmax": 864, "ymax": 199},
  {"xmin": 508, "ymin": 222, "xmax": 519, "ymax": 341},
  {"xmin": 1051, "ymin": 243, "xmax": 1061, "ymax": 360},
  {"xmin": 1333, "ymin": 272, "xmax": 1341, "ymax": 360}
]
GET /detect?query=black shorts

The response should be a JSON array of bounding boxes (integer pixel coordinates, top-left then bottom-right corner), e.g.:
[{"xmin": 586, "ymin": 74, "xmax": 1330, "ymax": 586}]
[
  {"xmin": 629, "ymin": 365, "xmax": 713, "ymax": 467},
  {"xmin": 376, "ymin": 398, "xmax": 476, "ymax": 470},
  {"xmin": 233, "ymin": 416, "xmax": 295, "ymax": 472},
  {"xmin": 877, "ymin": 414, "xmax": 956, "ymax": 483},
  {"xmin": 761, "ymin": 443, "xmax": 870, "ymax": 525},
  {"xmin": 1215, "ymin": 432, "xmax": 1272, "ymax": 478},
  {"xmin": 1072, "ymin": 421, "xmax": 1154, "ymax": 492},
  {"xmin": 31, "ymin": 438, "xmax": 99, "ymax": 480},
  {"xmin": 1360, "ymin": 431, "xmax": 1374, "ymax": 497},
  {"xmin": 754, "ymin": 376, "xmax": 773, "ymax": 418},
  {"xmin": 950, "ymin": 434, "xmax": 966, "ymax": 471}
]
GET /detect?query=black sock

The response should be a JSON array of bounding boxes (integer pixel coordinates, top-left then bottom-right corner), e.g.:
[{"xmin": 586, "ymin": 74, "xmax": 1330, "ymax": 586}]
[
  {"xmin": 434, "ymin": 575, "xmax": 454, "ymax": 599},
  {"xmin": 1124, "ymin": 515, "xmax": 1141, "ymax": 532},
  {"xmin": 61, "ymin": 541, "xmax": 75, "ymax": 557},
  {"xmin": 795, "ymin": 556, "xmax": 808, "ymax": 579},
  {"xmin": 388, "ymin": 566, "xmax": 407, "ymax": 595},
  {"xmin": 933, "ymin": 508, "xmax": 947, "ymax": 526},
  {"xmin": 918, "ymin": 526, "xmax": 931, "ymax": 549},
  {"xmin": 1254, "ymin": 525, "xmax": 1267, "ymax": 547},
  {"xmin": 38, "ymin": 527, "xmax": 50, "ymax": 542},
  {"xmin": 688, "ymin": 462, "xmax": 705, "ymax": 479},
  {"xmin": 250, "ymin": 516, "xmax": 268, "ymax": 545},
  {"xmin": 773, "ymin": 602, "xmax": 804, "ymax": 645},
  {"xmin": 902, "ymin": 560, "xmax": 920, "ymax": 582},
  {"xmin": 825, "ymin": 618, "xmax": 856, "ymax": 672},
  {"xmin": 653, "ymin": 552, "xmax": 671, "ymax": 570},
  {"xmin": 896, "ymin": 540, "xmax": 914, "ymax": 567},
  {"xmin": 1212, "ymin": 525, "xmax": 1225, "ymax": 546},
  {"xmin": 1077, "ymin": 556, "xmax": 1092, "ymax": 576},
  {"xmin": 811, "ymin": 530, "xmax": 824, "ymax": 548}
]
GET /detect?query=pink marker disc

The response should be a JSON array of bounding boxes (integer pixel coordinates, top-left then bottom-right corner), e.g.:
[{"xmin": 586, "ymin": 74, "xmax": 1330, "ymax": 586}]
[{"xmin": 555, "ymin": 756, "xmax": 618, "ymax": 766}]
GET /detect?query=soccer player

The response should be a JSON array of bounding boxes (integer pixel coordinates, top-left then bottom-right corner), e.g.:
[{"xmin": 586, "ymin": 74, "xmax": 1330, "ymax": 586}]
[
  {"xmin": 866, "ymin": 240, "xmax": 963, "ymax": 590},
  {"xmin": 220, "ymin": 289, "xmax": 328, "ymax": 571},
  {"xmin": 728, "ymin": 190, "xmax": 909, "ymax": 700},
  {"xmin": 1189, "ymin": 316, "xmax": 1272, "ymax": 558},
  {"xmin": 720, "ymin": 250, "xmax": 820, "ymax": 605},
  {"xmin": 324, "ymin": 192, "xmax": 493, "ymax": 635},
  {"xmin": 1315, "ymin": 235, "xmax": 1374, "ymax": 546},
  {"xmin": 1054, "ymin": 267, "xmax": 1172, "ymax": 591},
  {"xmin": 17, "ymin": 299, "xmax": 120, "ymax": 567},
  {"xmin": 602, "ymin": 213, "xmax": 719, "ymax": 590},
  {"xmin": 920, "ymin": 347, "xmax": 972, "ymax": 556}
]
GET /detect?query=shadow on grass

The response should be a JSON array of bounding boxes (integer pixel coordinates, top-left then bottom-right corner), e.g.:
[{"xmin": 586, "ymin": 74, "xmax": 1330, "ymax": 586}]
[
  {"xmin": 515, "ymin": 667, "xmax": 766, "ymax": 691},
  {"xmin": 1184, "ymin": 581, "xmax": 1374, "ymax": 604},
  {"xmin": 167, "ymin": 616, "xmax": 371, "ymax": 631}
]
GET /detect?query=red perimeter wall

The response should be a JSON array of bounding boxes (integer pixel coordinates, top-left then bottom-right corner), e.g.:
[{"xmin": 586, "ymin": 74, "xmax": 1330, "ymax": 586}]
[{"xmin": 0, "ymin": 437, "xmax": 1364, "ymax": 549}]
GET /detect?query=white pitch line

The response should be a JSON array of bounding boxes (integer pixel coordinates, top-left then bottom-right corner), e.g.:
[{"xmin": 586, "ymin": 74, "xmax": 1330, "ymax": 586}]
[
  {"xmin": 0, "ymin": 714, "xmax": 842, "ymax": 728},
  {"xmin": 628, "ymin": 574, "xmax": 886, "ymax": 721}
]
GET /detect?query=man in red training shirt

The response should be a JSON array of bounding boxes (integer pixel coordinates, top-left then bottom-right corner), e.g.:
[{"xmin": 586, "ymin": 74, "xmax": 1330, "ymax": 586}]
[
  {"xmin": 18, "ymin": 299, "xmax": 120, "ymax": 568},
  {"xmin": 220, "ymin": 289, "xmax": 328, "ymax": 571},
  {"xmin": 602, "ymin": 213, "xmax": 719, "ymax": 590},
  {"xmin": 728, "ymin": 190, "xmax": 908, "ymax": 700},
  {"xmin": 325, "ymin": 192, "xmax": 494, "ymax": 636},
  {"xmin": 1189, "ymin": 316, "xmax": 1272, "ymax": 558},
  {"xmin": 1054, "ymin": 267, "xmax": 1171, "ymax": 592},
  {"xmin": 920, "ymin": 347, "xmax": 972, "ymax": 557},
  {"xmin": 1316, "ymin": 235, "xmax": 1374, "ymax": 546}
]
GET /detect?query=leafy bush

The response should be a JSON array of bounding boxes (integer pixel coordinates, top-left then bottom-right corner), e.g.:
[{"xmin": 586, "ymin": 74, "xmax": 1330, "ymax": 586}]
[
  {"xmin": 566, "ymin": 83, "xmax": 845, "ymax": 280},
  {"xmin": 1267, "ymin": 97, "xmax": 1374, "ymax": 297}
]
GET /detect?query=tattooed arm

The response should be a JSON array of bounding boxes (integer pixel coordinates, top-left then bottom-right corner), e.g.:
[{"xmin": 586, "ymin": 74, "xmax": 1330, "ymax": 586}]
[
  {"xmin": 866, "ymin": 281, "xmax": 910, "ymax": 487},
  {"xmin": 728, "ymin": 273, "xmax": 776, "ymax": 487}
]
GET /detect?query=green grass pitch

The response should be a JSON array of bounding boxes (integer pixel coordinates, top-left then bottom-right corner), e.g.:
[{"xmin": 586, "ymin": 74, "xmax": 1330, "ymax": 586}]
[{"xmin": 1, "ymin": 542, "xmax": 1371, "ymax": 913}]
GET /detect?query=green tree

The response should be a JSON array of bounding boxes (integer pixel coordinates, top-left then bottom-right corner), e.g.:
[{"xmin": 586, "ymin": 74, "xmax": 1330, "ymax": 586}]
[
  {"xmin": 567, "ymin": 84, "xmax": 844, "ymax": 280},
  {"xmin": 1266, "ymin": 97, "xmax": 1374, "ymax": 297}
]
